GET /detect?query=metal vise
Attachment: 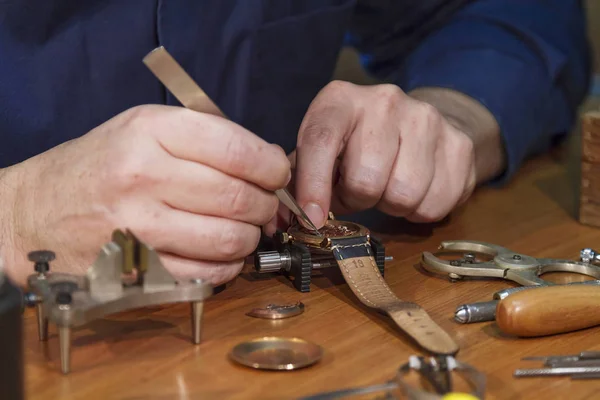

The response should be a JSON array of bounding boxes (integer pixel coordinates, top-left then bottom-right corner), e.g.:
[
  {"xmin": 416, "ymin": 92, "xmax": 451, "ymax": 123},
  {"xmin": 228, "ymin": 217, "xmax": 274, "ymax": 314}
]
[{"xmin": 23, "ymin": 229, "xmax": 213, "ymax": 374}]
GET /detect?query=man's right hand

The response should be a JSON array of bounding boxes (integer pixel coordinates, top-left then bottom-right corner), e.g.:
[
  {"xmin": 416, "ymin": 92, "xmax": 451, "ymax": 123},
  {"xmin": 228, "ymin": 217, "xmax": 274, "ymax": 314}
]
[{"xmin": 0, "ymin": 104, "xmax": 291, "ymax": 287}]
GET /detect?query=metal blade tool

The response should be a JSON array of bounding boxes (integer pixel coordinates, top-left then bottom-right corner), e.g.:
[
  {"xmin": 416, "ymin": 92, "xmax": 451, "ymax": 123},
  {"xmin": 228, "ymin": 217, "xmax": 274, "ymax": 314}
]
[{"xmin": 142, "ymin": 46, "xmax": 322, "ymax": 236}]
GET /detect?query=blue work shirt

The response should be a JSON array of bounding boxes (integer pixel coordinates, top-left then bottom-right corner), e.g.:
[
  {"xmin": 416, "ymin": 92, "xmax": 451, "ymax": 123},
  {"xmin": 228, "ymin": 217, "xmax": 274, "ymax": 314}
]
[{"xmin": 0, "ymin": 0, "xmax": 591, "ymax": 184}]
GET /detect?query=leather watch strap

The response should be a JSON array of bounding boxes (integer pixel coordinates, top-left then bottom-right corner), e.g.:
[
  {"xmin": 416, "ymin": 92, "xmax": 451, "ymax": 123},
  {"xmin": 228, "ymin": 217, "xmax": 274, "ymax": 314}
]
[{"xmin": 330, "ymin": 236, "xmax": 459, "ymax": 355}]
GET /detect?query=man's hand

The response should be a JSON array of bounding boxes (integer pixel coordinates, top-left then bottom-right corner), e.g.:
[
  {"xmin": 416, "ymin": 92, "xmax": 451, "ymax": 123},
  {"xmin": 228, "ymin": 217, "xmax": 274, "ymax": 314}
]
[
  {"xmin": 0, "ymin": 104, "xmax": 290, "ymax": 286},
  {"xmin": 293, "ymin": 81, "xmax": 505, "ymax": 227}
]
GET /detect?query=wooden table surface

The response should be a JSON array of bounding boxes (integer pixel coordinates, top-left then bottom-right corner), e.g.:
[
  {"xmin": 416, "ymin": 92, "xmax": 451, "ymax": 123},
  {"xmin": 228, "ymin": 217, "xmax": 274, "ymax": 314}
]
[{"xmin": 23, "ymin": 144, "xmax": 600, "ymax": 400}]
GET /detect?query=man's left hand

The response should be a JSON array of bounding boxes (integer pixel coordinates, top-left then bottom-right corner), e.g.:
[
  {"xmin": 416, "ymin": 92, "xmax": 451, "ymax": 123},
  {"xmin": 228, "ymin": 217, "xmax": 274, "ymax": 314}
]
[{"xmin": 291, "ymin": 81, "xmax": 479, "ymax": 228}]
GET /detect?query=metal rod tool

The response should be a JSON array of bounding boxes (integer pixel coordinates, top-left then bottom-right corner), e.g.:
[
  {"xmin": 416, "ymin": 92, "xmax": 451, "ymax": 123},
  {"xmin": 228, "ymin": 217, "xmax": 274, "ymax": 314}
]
[{"xmin": 515, "ymin": 351, "xmax": 600, "ymax": 379}]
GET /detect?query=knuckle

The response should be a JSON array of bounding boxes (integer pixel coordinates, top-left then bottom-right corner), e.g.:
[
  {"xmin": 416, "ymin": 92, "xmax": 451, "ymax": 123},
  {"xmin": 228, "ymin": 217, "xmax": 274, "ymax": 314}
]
[
  {"xmin": 110, "ymin": 152, "xmax": 153, "ymax": 191},
  {"xmin": 455, "ymin": 133, "xmax": 474, "ymax": 157},
  {"xmin": 384, "ymin": 182, "xmax": 422, "ymax": 212},
  {"xmin": 299, "ymin": 117, "xmax": 339, "ymax": 148},
  {"xmin": 217, "ymin": 222, "xmax": 256, "ymax": 260},
  {"xmin": 376, "ymin": 84, "xmax": 404, "ymax": 106},
  {"xmin": 323, "ymin": 80, "xmax": 352, "ymax": 97},
  {"xmin": 343, "ymin": 173, "xmax": 383, "ymax": 201},
  {"xmin": 417, "ymin": 101, "xmax": 442, "ymax": 126},
  {"xmin": 414, "ymin": 208, "xmax": 446, "ymax": 223},
  {"xmin": 223, "ymin": 179, "xmax": 251, "ymax": 219},
  {"xmin": 223, "ymin": 137, "xmax": 249, "ymax": 174}
]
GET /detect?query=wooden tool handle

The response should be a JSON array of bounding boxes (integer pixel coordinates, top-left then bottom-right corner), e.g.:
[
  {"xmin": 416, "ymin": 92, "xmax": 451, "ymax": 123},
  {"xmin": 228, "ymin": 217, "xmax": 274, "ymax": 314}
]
[{"xmin": 496, "ymin": 285, "xmax": 600, "ymax": 337}]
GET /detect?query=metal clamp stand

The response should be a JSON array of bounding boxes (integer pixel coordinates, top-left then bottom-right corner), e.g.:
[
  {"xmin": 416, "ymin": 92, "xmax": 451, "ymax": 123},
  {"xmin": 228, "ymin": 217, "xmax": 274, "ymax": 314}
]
[
  {"xmin": 23, "ymin": 229, "xmax": 213, "ymax": 374},
  {"xmin": 253, "ymin": 230, "xmax": 389, "ymax": 293}
]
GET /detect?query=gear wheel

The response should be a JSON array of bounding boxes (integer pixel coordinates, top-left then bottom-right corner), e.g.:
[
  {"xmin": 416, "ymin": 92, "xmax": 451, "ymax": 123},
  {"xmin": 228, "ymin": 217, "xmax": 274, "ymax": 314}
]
[{"xmin": 286, "ymin": 243, "xmax": 313, "ymax": 292}]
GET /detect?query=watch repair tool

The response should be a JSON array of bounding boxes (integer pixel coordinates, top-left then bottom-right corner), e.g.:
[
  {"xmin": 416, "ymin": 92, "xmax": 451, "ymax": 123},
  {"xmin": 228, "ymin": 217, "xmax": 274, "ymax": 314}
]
[
  {"xmin": 495, "ymin": 283, "xmax": 600, "ymax": 337},
  {"xmin": 454, "ymin": 280, "xmax": 600, "ymax": 324},
  {"xmin": 258, "ymin": 214, "xmax": 459, "ymax": 356},
  {"xmin": 422, "ymin": 240, "xmax": 600, "ymax": 286},
  {"xmin": 22, "ymin": 229, "xmax": 213, "ymax": 374},
  {"xmin": 142, "ymin": 46, "xmax": 321, "ymax": 237},
  {"xmin": 246, "ymin": 301, "xmax": 305, "ymax": 319},
  {"xmin": 515, "ymin": 352, "xmax": 600, "ymax": 379},
  {"xmin": 0, "ymin": 257, "xmax": 25, "ymax": 400},
  {"xmin": 229, "ymin": 337, "xmax": 323, "ymax": 370},
  {"xmin": 298, "ymin": 355, "xmax": 486, "ymax": 400},
  {"xmin": 422, "ymin": 241, "xmax": 600, "ymax": 322}
]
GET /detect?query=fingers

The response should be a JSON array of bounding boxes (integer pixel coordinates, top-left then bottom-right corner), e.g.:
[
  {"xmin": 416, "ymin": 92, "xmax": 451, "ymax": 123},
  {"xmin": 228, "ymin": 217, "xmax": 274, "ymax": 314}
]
[
  {"xmin": 129, "ymin": 105, "xmax": 291, "ymax": 191},
  {"xmin": 157, "ymin": 157, "xmax": 279, "ymax": 226},
  {"xmin": 376, "ymin": 102, "xmax": 439, "ymax": 217},
  {"xmin": 159, "ymin": 253, "xmax": 245, "ymax": 286},
  {"xmin": 373, "ymin": 100, "xmax": 475, "ymax": 222},
  {"xmin": 406, "ymin": 125, "xmax": 475, "ymax": 223},
  {"xmin": 331, "ymin": 88, "xmax": 401, "ymax": 214},
  {"xmin": 133, "ymin": 205, "xmax": 261, "ymax": 263},
  {"xmin": 295, "ymin": 81, "xmax": 357, "ymax": 228}
]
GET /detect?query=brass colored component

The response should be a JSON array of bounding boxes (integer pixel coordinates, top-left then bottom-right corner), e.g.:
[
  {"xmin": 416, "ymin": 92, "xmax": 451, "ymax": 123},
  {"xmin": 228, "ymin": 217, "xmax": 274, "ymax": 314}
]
[
  {"xmin": 422, "ymin": 240, "xmax": 600, "ymax": 286},
  {"xmin": 229, "ymin": 337, "xmax": 323, "ymax": 370},
  {"xmin": 246, "ymin": 302, "xmax": 305, "ymax": 319},
  {"xmin": 25, "ymin": 229, "xmax": 213, "ymax": 374},
  {"xmin": 287, "ymin": 219, "xmax": 369, "ymax": 249}
]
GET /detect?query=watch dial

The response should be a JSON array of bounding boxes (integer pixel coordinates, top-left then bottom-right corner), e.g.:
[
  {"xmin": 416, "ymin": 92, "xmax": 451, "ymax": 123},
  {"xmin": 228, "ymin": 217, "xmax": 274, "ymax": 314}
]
[{"xmin": 298, "ymin": 222, "xmax": 360, "ymax": 237}]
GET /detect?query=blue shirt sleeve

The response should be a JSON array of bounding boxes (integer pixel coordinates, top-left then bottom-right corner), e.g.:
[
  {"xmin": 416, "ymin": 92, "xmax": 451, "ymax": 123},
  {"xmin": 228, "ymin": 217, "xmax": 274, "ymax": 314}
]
[{"xmin": 347, "ymin": 0, "xmax": 592, "ymax": 184}]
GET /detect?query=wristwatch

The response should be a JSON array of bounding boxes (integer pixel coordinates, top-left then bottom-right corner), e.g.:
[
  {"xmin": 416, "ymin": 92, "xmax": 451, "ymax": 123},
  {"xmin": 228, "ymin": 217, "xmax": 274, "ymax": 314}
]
[{"xmin": 255, "ymin": 214, "xmax": 459, "ymax": 356}]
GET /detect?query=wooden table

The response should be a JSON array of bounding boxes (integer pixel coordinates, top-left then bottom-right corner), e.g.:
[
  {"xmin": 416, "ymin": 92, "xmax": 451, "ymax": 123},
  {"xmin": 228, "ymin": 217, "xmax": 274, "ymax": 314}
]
[{"xmin": 23, "ymin": 141, "xmax": 600, "ymax": 400}]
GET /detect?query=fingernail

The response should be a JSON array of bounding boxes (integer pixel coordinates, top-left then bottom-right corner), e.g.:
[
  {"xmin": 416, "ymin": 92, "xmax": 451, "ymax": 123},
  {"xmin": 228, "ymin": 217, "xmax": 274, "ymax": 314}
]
[{"xmin": 303, "ymin": 202, "xmax": 324, "ymax": 227}]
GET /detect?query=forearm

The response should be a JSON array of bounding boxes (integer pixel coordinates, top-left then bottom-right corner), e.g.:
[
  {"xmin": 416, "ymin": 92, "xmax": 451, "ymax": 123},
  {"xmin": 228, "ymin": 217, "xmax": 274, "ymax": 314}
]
[
  {"xmin": 348, "ymin": 0, "xmax": 591, "ymax": 185},
  {"xmin": 0, "ymin": 165, "xmax": 22, "ymax": 284},
  {"xmin": 409, "ymin": 86, "xmax": 505, "ymax": 184}
]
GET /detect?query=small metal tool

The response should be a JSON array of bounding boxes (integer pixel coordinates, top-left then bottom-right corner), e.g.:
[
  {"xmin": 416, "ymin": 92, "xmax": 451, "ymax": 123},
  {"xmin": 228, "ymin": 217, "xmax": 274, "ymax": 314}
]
[
  {"xmin": 23, "ymin": 229, "xmax": 213, "ymax": 374},
  {"xmin": 229, "ymin": 337, "xmax": 323, "ymax": 370},
  {"xmin": 515, "ymin": 352, "xmax": 600, "ymax": 379},
  {"xmin": 142, "ymin": 46, "xmax": 322, "ymax": 237},
  {"xmin": 297, "ymin": 355, "xmax": 486, "ymax": 400},
  {"xmin": 522, "ymin": 351, "xmax": 600, "ymax": 363},
  {"xmin": 246, "ymin": 301, "xmax": 305, "ymax": 319}
]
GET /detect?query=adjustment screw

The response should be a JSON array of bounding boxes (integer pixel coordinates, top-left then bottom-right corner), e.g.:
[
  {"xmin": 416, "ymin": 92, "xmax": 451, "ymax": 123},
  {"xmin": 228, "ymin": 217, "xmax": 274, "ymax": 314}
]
[
  {"xmin": 450, "ymin": 260, "xmax": 462, "ymax": 266},
  {"xmin": 449, "ymin": 273, "xmax": 462, "ymax": 281},
  {"xmin": 581, "ymin": 248, "xmax": 598, "ymax": 264},
  {"xmin": 512, "ymin": 255, "xmax": 522, "ymax": 261},
  {"xmin": 28, "ymin": 250, "xmax": 55, "ymax": 274},
  {"xmin": 55, "ymin": 291, "xmax": 72, "ymax": 305}
]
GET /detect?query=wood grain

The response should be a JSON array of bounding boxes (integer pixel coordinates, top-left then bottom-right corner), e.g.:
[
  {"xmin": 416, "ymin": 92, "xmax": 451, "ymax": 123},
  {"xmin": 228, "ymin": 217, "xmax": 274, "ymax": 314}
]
[
  {"xmin": 496, "ymin": 285, "xmax": 600, "ymax": 337},
  {"xmin": 23, "ymin": 152, "xmax": 600, "ymax": 400}
]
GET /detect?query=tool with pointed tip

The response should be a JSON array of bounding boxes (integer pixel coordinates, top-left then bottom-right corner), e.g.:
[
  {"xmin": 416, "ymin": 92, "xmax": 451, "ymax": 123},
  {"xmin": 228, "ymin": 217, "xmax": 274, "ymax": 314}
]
[{"xmin": 142, "ymin": 46, "xmax": 322, "ymax": 237}]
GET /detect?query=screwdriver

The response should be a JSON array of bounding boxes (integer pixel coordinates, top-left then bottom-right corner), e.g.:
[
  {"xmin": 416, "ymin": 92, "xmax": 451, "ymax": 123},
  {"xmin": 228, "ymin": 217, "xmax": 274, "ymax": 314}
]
[{"xmin": 495, "ymin": 284, "xmax": 600, "ymax": 337}]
